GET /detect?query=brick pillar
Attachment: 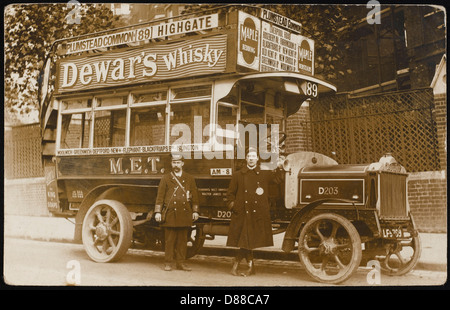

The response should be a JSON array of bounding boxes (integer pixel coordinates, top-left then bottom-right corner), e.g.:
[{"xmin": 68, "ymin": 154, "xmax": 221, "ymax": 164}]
[
  {"xmin": 408, "ymin": 171, "xmax": 447, "ymax": 232},
  {"xmin": 286, "ymin": 102, "xmax": 312, "ymax": 153},
  {"xmin": 434, "ymin": 93, "xmax": 447, "ymax": 170}
]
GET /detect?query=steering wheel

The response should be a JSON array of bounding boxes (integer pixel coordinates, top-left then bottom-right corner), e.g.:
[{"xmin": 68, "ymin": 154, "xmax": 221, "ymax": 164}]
[{"xmin": 259, "ymin": 131, "xmax": 287, "ymax": 153}]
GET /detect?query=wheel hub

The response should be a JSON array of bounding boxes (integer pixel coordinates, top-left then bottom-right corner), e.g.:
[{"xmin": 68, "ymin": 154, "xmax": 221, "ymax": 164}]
[
  {"xmin": 319, "ymin": 239, "xmax": 337, "ymax": 255},
  {"xmin": 95, "ymin": 223, "xmax": 109, "ymax": 241}
]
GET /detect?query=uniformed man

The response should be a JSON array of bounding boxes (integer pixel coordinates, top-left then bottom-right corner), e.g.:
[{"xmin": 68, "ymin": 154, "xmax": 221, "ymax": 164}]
[
  {"xmin": 154, "ymin": 154, "xmax": 199, "ymax": 271},
  {"xmin": 226, "ymin": 147, "xmax": 284, "ymax": 276}
]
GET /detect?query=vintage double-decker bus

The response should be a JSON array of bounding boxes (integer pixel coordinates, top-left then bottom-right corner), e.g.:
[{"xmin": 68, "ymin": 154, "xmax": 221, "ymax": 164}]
[{"xmin": 39, "ymin": 5, "xmax": 420, "ymax": 284}]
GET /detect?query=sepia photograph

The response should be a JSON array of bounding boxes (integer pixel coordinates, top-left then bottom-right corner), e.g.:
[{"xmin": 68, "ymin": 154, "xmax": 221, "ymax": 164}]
[{"xmin": 3, "ymin": 2, "xmax": 447, "ymax": 296}]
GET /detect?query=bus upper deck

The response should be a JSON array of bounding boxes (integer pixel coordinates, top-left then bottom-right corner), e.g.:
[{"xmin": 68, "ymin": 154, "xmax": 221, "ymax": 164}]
[{"xmin": 40, "ymin": 5, "xmax": 336, "ymax": 160}]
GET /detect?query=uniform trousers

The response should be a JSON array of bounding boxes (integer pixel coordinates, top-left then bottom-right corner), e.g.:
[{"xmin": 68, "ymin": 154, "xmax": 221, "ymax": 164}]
[{"xmin": 164, "ymin": 227, "xmax": 189, "ymax": 264}]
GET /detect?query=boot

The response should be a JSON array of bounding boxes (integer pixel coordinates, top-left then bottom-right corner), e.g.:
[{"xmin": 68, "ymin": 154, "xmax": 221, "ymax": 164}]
[
  {"xmin": 231, "ymin": 258, "xmax": 241, "ymax": 276},
  {"xmin": 164, "ymin": 263, "xmax": 172, "ymax": 271},
  {"xmin": 240, "ymin": 259, "xmax": 255, "ymax": 277},
  {"xmin": 176, "ymin": 263, "xmax": 192, "ymax": 271}
]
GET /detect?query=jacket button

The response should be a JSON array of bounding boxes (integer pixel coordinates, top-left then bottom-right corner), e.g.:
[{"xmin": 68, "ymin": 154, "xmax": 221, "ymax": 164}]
[
  {"xmin": 174, "ymin": 202, "xmax": 177, "ymax": 204},
  {"xmin": 245, "ymin": 190, "xmax": 247, "ymax": 192},
  {"xmin": 246, "ymin": 211, "xmax": 249, "ymax": 214},
  {"xmin": 245, "ymin": 201, "xmax": 248, "ymax": 203}
]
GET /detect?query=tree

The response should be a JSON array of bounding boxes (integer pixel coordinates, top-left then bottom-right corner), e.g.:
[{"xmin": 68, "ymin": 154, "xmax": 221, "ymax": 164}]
[{"xmin": 4, "ymin": 3, "xmax": 124, "ymax": 125}]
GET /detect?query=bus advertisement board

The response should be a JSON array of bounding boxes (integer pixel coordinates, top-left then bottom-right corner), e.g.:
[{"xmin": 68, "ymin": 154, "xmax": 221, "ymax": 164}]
[
  {"xmin": 57, "ymin": 34, "xmax": 227, "ymax": 93},
  {"xmin": 237, "ymin": 10, "xmax": 314, "ymax": 75}
]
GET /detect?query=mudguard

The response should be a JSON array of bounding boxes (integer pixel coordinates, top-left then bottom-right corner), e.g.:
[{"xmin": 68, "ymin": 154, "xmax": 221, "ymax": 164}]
[
  {"xmin": 281, "ymin": 198, "xmax": 358, "ymax": 253},
  {"xmin": 73, "ymin": 184, "xmax": 158, "ymax": 243}
]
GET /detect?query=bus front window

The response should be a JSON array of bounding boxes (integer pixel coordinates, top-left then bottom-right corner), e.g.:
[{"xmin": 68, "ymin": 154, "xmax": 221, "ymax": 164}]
[
  {"xmin": 216, "ymin": 104, "xmax": 238, "ymax": 147},
  {"xmin": 240, "ymin": 103, "xmax": 264, "ymax": 125}
]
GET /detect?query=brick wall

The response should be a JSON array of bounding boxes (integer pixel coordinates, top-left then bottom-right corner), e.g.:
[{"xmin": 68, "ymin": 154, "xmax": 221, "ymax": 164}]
[
  {"xmin": 4, "ymin": 177, "xmax": 50, "ymax": 217},
  {"xmin": 408, "ymin": 171, "xmax": 447, "ymax": 232}
]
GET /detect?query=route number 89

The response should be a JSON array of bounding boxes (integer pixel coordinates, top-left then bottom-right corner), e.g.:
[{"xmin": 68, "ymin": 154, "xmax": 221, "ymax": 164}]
[
  {"xmin": 300, "ymin": 81, "xmax": 318, "ymax": 98},
  {"xmin": 305, "ymin": 82, "xmax": 318, "ymax": 97}
]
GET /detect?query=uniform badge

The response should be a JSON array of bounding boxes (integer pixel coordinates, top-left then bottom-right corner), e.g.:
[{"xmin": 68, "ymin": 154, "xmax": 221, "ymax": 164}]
[{"xmin": 256, "ymin": 187, "xmax": 264, "ymax": 195}]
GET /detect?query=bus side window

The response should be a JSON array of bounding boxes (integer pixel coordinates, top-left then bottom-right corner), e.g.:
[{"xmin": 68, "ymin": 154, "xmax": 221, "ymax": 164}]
[
  {"xmin": 169, "ymin": 101, "xmax": 210, "ymax": 145},
  {"xmin": 130, "ymin": 105, "xmax": 166, "ymax": 146},
  {"xmin": 93, "ymin": 110, "xmax": 127, "ymax": 147},
  {"xmin": 60, "ymin": 112, "xmax": 92, "ymax": 149}
]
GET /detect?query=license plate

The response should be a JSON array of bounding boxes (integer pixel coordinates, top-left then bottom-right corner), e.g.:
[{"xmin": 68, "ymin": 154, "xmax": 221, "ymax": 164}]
[
  {"xmin": 216, "ymin": 210, "xmax": 232, "ymax": 219},
  {"xmin": 382, "ymin": 227, "xmax": 404, "ymax": 239},
  {"xmin": 210, "ymin": 168, "xmax": 232, "ymax": 176}
]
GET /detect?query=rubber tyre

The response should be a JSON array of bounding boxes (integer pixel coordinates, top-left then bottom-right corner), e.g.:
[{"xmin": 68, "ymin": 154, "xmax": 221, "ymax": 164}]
[
  {"xmin": 82, "ymin": 199, "xmax": 133, "ymax": 263},
  {"xmin": 380, "ymin": 233, "xmax": 422, "ymax": 276},
  {"xmin": 298, "ymin": 213, "xmax": 362, "ymax": 284}
]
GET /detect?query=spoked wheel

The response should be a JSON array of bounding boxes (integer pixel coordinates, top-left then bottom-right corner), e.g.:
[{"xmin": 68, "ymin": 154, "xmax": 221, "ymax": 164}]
[
  {"xmin": 298, "ymin": 213, "xmax": 362, "ymax": 284},
  {"xmin": 82, "ymin": 199, "xmax": 133, "ymax": 263},
  {"xmin": 186, "ymin": 225, "xmax": 205, "ymax": 259},
  {"xmin": 378, "ymin": 231, "xmax": 421, "ymax": 276}
]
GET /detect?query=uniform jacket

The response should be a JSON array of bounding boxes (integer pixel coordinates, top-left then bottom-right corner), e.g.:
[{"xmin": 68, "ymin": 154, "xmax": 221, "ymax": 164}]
[
  {"xmin": 155, "ymin": 171, "xmax": 199, "ymax": 227},
  {"xmin": 226, "ymin": 165, "xmax": 284, "ymax": 249}
]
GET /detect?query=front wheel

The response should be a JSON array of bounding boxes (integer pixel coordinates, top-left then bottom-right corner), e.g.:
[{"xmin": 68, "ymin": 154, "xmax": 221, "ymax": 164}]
[
  {"xmin": 298, "ymin": 213, "xmax": 362, "ymax": 284},
  {"xmin": 82, "ymin": 199, "xmax": 133, "ymax": 263},
  {"xmin": 378, "ymin": 232, "xmax": 421, "ymax": 276}
]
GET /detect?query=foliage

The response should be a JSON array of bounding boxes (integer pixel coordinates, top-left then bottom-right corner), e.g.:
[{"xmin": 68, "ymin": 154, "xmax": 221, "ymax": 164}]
[
  {"xmin": 183, "ymin": 4, "xmax": 364, "ymax": 86},
  {"xmin": 266, "ymin": 5, "xmax": 364, "ymax": 79},
  {"xmin": 4, "ymin": 3, "xmax": 123, "ymax": 125}
]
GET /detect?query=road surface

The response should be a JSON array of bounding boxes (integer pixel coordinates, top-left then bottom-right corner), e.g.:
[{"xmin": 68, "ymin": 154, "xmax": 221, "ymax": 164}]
[{"xmin": 4, "ymin": 237, "xmax": 446, "ymax": 290}]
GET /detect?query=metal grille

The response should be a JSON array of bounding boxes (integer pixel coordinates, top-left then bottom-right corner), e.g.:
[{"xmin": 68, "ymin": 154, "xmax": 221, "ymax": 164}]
[
  {"xmin": 379, "ymin": 172, "xmax": 408, "ymax": 219},
  {"xmin": 4, "ymin": 123, "xmax": 44, "ymax": 179},
  {"xmin": 93, "ymin": 116, "xmax": 111, "ymax": 147},
  {"xmin": 94, "ymin": 113, "xmax": 126, "ymax": 147},
  {"xmin": 309, "ymin": 88, "xmax": 440, "ymax": 172}
]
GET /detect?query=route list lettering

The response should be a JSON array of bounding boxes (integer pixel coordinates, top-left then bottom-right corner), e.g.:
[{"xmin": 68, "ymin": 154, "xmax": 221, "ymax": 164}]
[{"xmin": 261, "ymin": 22, "xmax": 297, "ymax": 72}]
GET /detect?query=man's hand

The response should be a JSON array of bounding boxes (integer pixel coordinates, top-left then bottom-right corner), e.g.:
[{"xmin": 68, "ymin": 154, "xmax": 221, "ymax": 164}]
[
  {"xmin": 277, "ymin": 155, "xmax": 286, "ymax": 169},
  {"xmin": 227, "ymin": 201, "xmax": 235, "ymax": 211},
  {"xmin": 192, "ymin": 212, "xmax": 199, "ymax": 221},
  {"xmin": 155, "ymin": 212, "xmax": 161, "ymax": 222}
]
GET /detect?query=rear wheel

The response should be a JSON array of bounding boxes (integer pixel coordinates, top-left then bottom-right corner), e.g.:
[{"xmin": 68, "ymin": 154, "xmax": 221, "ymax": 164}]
[
  {"xmin": 298, "ymin": 213, "xmax": 362, "ymax": 284},
  {"xmin": 82, "ymin": 199, "xmax": 133, "ymax": 263}
]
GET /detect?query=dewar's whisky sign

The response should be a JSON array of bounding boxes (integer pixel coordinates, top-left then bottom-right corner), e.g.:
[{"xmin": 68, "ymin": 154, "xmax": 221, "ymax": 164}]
[{"xmin": 57, "ymin": 34, "xmax": 227, "ymax": 93}]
